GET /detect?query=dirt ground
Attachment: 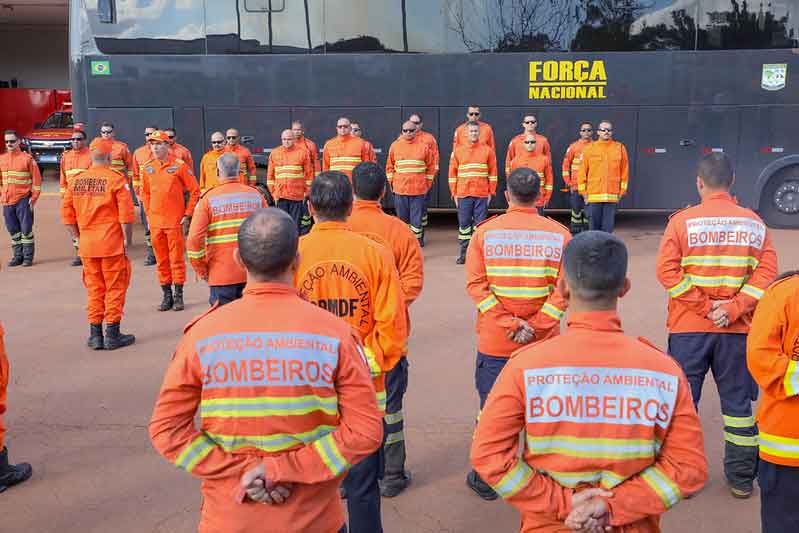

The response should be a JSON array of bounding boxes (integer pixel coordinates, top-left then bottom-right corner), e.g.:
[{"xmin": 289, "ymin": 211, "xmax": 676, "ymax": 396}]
[{"xmin": 1, "ymin": 188, "xmax": 796, "ymax": 532}]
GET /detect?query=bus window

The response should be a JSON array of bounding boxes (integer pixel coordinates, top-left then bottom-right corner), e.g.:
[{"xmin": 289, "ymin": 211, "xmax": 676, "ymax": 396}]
[
  {"xmin": 322, "ymin": 0, "xmax": 405, "ymax": 52},
  {"xmin": 697, "ymin": 0, "xmax": 799, "ymax": 50}
]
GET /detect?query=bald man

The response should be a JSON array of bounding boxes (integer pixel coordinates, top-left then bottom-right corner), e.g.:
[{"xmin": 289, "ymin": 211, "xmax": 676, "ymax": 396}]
[
  {"xmin": 266, "ymin": 129, "xmax": 313, "ymax": 232},
  {"xmin": 199, "ymin": 131, "xmax": 227, "ymax": 193},
  {"xmin": 225, "ymin": 128, "xmax": 257, "ymax": 186}
]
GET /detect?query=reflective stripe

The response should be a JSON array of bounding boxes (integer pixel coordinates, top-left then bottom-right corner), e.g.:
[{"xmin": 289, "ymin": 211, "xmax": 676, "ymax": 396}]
[
  {"xmin": 1, "ymin": 171, "xmax": 32, "ymax": 177},
  {"xmin": 686, "ymin": 273, "xmax": 746, "ymax": 289},
  {"xmin": 385, "ymin": 430, "xmax": 405, "ymax": 445},
  {"xmin": 478, "ymin": 294, "xmax": 499, "ymax": 313},
  {"xmin": 426, "ymin": 174, "xmax": 435, "ymax": 180},
  {"xmin": 640, "ymin": 466, "xmax": 682, "ymax": 508},
  {"xmin": 724, "ymin": 431, "xmax": 758, "ymax": 447},
  {"xmin": 207, "ymin": 217, "xmax": 247, "ymax": 231},
  {"xmin": 723, "ymin": 415, "xmax": 755, "ymax": 428},
  {"xmin": 740, "ymin": 284, "xmax": 765, "ymax": 300},
  {"xmin": 3, "ymin": 178, "xmax": 32, "ymax": 185},
  {"xmin": 489, "ymin": 284, "xmax": 553, "ymax": 299},
  {"xmin": 527, "ymin": 435, "xmax": 658, "ymax": 460},
  {"xmin": 330, "ymin": 157, "xmax": 362, "ymax": 163},
  {"xmin": 384, "ymin": 410, "xmax": 404, "ymax": 425},
  {"xmin": 668, "ymin": 277, "xmax": 693, "ymax": 298},
  {"xmin": 187, "ymin": 249, "xmax": 206, "ymax": 259},
  {"xmin": 785, "ymin": 360, "xmax": 799, "ymax": 397},
  {"xmin": 363, "ymin": 347, "xmax": 381, "ymax": 380},
  {"xmin": 59, "ymin": 187, "xmax": 66, "ymax": 194},
  {"xmin": 586, "ymin": 193, "xmax": 619, "ymax": 202},
  {"xmin": 459, "ymin": 163, "xmax": 488, "ymax": 169},
  {"xmin": 486, "ymin": 265, "xmax": 559, "ymax": 278},
  {"xmin": 489, "ymin": 175, "xmax": 498, "ymax": 182},
  {"xmin": 175, "ymin": 434, "xmax": 215, "ymax": 473},
  {"xmin": 458, "ymin": 172, "xmax": 489, "ymax": 178},
  {"xmin": 32, "ymin": 185, "xmax": 41, "ymax": 191},
  {"xmin": 540, "ymin": 302, "xmax": 565, "ymax": 321},
  {"xmin": 492, "ymin": 461, "xmax": 533, "ymax": 499},
  {"xmin": 207, "ymin": 425, "xmax": 335, "ymax": 453},
  {"xmin": 760, "ymin": 432, "xmax": 799, "ymax": 459},
  {"xmin": 448, "ymin": 178, "xmax": 457, "ymax": 183},
  {"xmin": 543, "ymin": 469, "xmax": 628, "ymax": 489},
  {"xmin": 562, "ymin": 171, "xmax": 570, "ymax": 177},
  {"xmin": 312, "ymin": 433, "xmax": 350, "ymax": 476},
  {"xmin": 680, "ymin": 255, "xmax": 759, "ymax": 268},
  {"xmin": 376, "ymin": 390, "xmax": 387, "ymax": 412},
  {"xmin": 65, "ymin": 168, "xmax": 84, "ymax": 177},
  {"xmin": 206, "ymin": 234, "xmax": 239, "ymax": 245},
  {"xmin": 200, "ymin": 395, "xmax": 338, "ymax": 417}
]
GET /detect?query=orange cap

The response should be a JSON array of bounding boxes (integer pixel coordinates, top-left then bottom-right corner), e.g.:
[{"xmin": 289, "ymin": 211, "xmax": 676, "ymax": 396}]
[
  {"xmin": 90, "ymin": 138, "xmax": 114, "ymax": 155},
  {"xmin": 148, "ymin": 130, "xmax": 170, "ymax": 143}
]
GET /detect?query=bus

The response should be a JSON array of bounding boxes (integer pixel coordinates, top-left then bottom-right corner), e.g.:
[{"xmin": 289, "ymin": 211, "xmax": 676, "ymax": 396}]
[{"xmin": 69, "ymin": 0, "xmax": 799, "ymax": 228}]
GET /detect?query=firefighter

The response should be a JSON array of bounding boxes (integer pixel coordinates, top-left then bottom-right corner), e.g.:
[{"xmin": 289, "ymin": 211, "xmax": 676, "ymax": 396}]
[
  {"xmin": 453, "ymin": 106, "xmax": 495, "ymax": 149},
  {"xmin": 507, "ymin": 134, "xmax": 554, "ymax": 215},
  {"xmin": 188, "ymin": 152, "xmax": 268, "ymax": 306},
  {"xmin": 132, "ymin": 125, "xmax": 158, "ymax": 266},
  {"xmin": 449, "ymin": 121, "xmax": 498, "ymax": 265},
  {"xmin": 267, "ymin": 129, "xmax": 313, "ymax": 232},
  {"xmin": 577, "ymin": 120, "xmax": 629, "ymax": 233},
  {"xmin": 504, "ymin": 114, "xmax": 551, "ymax": 178},
  {"xmin": 62, "ymin": 138, "xmax": 136, "ymax": 350},
  {"xmin": 409, "ymin": 113, "xmax": 439, "ymax": 243},
  {"xmin": 351, "ymin": 121, "xmax": 377, "ymax": 162},
  {"xmin": 471, "ymin": 230, "xmax": 708, "ymax": 531},
  {"xmin": 386, "ymin": 120, "xmax": 436, "ymax": 245},
  {"xmin": 656, "ymin": 153, "xmax": 778, "ymax": 499},
  {"xmin": 0, "ymin": 322, "xmax": 33, "ymax": 493},
  {"xmin": 562, "ymin": 123, "xmax": 593, "ymax": 234},
  {"xmin": 322, "ymin": 117, "xmax": 375, "ymax": 181},
  {"xmin": 349, "ymin": 162, "xmax": 424, "ymax": 497},
  {"xmin": 464, "ymin": 167, "xmax": 570, "ymax": 500},
  {"xmin": 292, "ymin": 120, "xmax": 321, "ymax": 235},
  {"xmin": 94, "ymin": 122, "xmax": 133, "ymax": 187},
  {"xmin": 1, "ymin": 129, "xmax": 41, "ymax": 267},
  {"xmin": 150, "ymin": 208, "xmax": 383, "ymax": 533},
  {"xmin": 296, "ymin": 171, "xmax": 406, "ymax": 533},
  {"xmin": 225, "ymin": 128, "xmax": 257, "ymax": 186},
  {"xmin": 59, "ymin": 128, "xmax": 92, "ymax": 267},
  {"xmin": 198, "ymin": 131, "xmax": 226, "ymax": 193},
  {"xmin": 747, "ymin": 271, "xmax": 799, "ymax": 532},
  {"xmin": 164, "ymin": 127, "xmax": 194, "ymax": 171},
  {"xmin": 141, "ymin": 130, "xmax": 200, "ymax": 312}
]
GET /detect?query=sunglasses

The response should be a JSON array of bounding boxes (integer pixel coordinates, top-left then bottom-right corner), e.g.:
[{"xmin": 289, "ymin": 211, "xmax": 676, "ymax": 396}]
[
  {"xmin": 167, "ymin": 135, "xmax": 175, "ymax": 139},
  {"xmin": 352, "ymin": 128, "xmax": 361, "ymax": 132},
  {"xmin": 226, "ymin": 136, "xmax": 238, "ymax": 139},
  {"xmin": 402, "ymin": 128, "xmax": 415, "ymax": 133},
  {"xmin": 468, "ymin": 112, "xmax": 480, "ymax": 116},
  {"xmin": 211, "ymin": 140, "xmax": 225, "ymax": 144},
  {"xmin": 580, "ymin": 128, "xmax": 593, "ymax": 132},
  {"xmin": 598, "ymin": 128, "xmax": 613, "ymax": 132},
  {"xmin": 336, "ymin": 124, "xmax": 350, "ymax": 128},
  {"xmin": 524, "ymin": 141, "xmax": 536, "ymax": 145},
  {"xmin": 71, "ymin": 137, "xmax": 84, "ymax": 141},
  {"xmin": 4, "ymin": 139, "xmax": 18, "ymax": 144},
  {"xmin": 524, "ymin": 120, "xmax": 537, "ymax": 124},
  {"xmin": 281, "ymin": 138, "xmax": 294, "ymax": 142},
  {"xmin": 100, "ymin": 130, "xmax": 113, "ymax": 134}
]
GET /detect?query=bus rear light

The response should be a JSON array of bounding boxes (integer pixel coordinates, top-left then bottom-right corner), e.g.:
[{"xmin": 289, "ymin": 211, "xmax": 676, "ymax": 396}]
[
  {"xmin": 703, "ymin": 147, "xmax": 724, "ymax": 154},
  {"xmin": 760, "ymin": 147, "xmax": 785, "ymax": 153},
  {"xmin": 643, "ymin": 148, "xmax": 666, "ymax": 154}
]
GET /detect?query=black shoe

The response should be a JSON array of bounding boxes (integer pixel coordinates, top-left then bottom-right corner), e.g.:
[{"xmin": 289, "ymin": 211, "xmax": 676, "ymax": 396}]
[
  {"xmin": 173, "ymin": 284, "xmax": 185, "ymax": 311},
  {"xmin": 87, "ymin": 323, "xmax": 104, "ymax": 350},
  {"xmin": 419, "ymin": 234, "xmax": 425, "ymax": 248},
  {"xmin": 380, "ymin": 470, "xmax": 412, "ymax": 498},
  {"xmin": 729, "ymin": 480, "xmax": 754, "ymax": 499},
  {"xmin": 0, "ymin": 447, "xmax": 32, "ymax": 493},
  {"xmin": 21, "ymin": 242, "xmax": 34, "ymax": 267},
  {"xmin": 456, "ymin": 251, "xmax": 466, "ymax": 265},
  {"xmin": 103, "ymin": 323, "xmax": 135, "ymax": 350},
  {"xmin": 466, "ymin": 470, "xmax": 497, "ymax": 501},
  {"xmin": 7, "ymin": 245, "xmax": 23, "ymax": 268},
  {"xmin": 144, "ymin": 247, "xmax": 156, "ymax": 266},
  {"xmin": 71, "ymin": 256, "xmax": 83, "ymax": 267},
  {"xmin": 158, "ymin": 284, "xmax": 174, "ymax": 311}
]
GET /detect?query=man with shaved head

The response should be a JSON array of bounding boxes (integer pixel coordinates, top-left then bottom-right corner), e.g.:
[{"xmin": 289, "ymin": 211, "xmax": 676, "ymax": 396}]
[
  {"xmin": 187, "ymin": 152, "xmax": 268, "ymax": 307},
  {"xmin": 199, "ymin": 131, "xmax": 227, "ymax": 193},
  {"xmin": 225, "ymin": 128, "xmax": 257, "ymax": 186},
  {"xmin": 267, "ymin": 129, "xmax": 314, "ymax": 233}
]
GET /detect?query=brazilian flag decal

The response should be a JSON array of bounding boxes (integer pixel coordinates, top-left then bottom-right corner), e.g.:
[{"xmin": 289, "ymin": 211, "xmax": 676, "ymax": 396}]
[{"xmin": 91, "ymin": 60, "xmax": 111, "ymax": 76}]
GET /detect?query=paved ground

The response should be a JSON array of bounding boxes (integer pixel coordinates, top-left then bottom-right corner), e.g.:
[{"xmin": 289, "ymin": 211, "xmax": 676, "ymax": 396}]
[{"xmin": 1, "ymin": 189, "xmax": 795, "ymax": 532}]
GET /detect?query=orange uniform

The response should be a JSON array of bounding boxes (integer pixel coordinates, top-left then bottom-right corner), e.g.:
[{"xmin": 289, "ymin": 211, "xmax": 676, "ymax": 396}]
[
  {"xmin": 747, "ymin": 273, "xmax": 799, "ymax": 466},
  {"xmin": 0, "ymin": 322, "xmax": 7, "ymax": 449},
  {"xmin": 448, "ymin": 142, "xmax": 498, "ymax": 198},
  {"xmin": 466, "ymin": 207, "xmax": 570, "ymax": 357},
  {"xmin": 90, "ymin": 138, "xmax": 134, "ymax": 183},
  {"xmin": 131, "ymin": 144, "xmax": 153, "ymax": 195},
  {"xmin": 417, "ymin": 130, "xmax": 440, "ymax": 174},
  {"xmin": 58, "ymin": 147, "xmax": 91, "ymax": 196},
  {"xmin": 295, "ymin": 221, "xmax": 408, "ymax": 410},
  {"xmin": 471, "ymin": 311, "xmax": 708, "ymax": 532},
  {"xmin": 505, "ymin": 133, "xmax": 551, "ymax": 176},
  {"xmin": 199, "ymin": 148, "xmax": 225, "ymax": 193},
  {"xmin": 170, "ymin": 142, "xmax": 194, "ymax": 171},
  {"xmin": 266, "ymin": 145, "xmax": 313, "ymax": 201},
  {"xmin": 656, "ymin": 192, "xmax": 778, "ymax": 334},
  {"xmin": 386, "ymin": 136, "xmax": 436, "ymax": 196},
  {"xmin": 0, "ymin": 148, "xmax": 42, "ymax": 206},
  {"xmin": 509, "ymin": 152, "xmax": 554, "ymax": 207},
  {"xmin": 562, "ymin": 139, "xmax": 592, "ymax": 191},
  {"xmin": 187, "ymin": 182, "xmax": 267, "ymax": 286},
  {"xmin": 226, "ymin": 144, "xmax": 257, "ymax": 186},
  {"xmin": 141, "ymin": 156, "xmax": 200, "ymax": 285},
  {"xmin": 295, "ymin": 135, "xmax": 321, "ymax": 175},
  {"xmin": 322, "ymin": 135, "xmax": 375, "ymax": 180},
  {"xmin": 61, "ymin": 164, "xmax": 136, "ymax": 324},
  {"xmin": 149, "ymin": 283, "xmax": 383, "ymax": 533},
  {"xmin": 453, "ymin": 121, "xmax": 495, "ymax": 149},
  {"xmin": 577, "ymin": 140, "xmax": 629, "ymax": 203},
  {"xmin": 363, "ymin": 139, "xmax": 377, "ymax": 163}
]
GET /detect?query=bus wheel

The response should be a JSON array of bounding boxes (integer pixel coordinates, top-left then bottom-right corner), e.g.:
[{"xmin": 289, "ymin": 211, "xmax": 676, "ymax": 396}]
[{"xmin": 760, "ymin": 165, "xmax": 799, "ymax": 229}]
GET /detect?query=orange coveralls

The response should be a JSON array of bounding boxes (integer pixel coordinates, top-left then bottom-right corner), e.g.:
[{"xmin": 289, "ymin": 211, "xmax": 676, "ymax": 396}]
[
  {"xmin": 505, "ymin": 133, "xmax": 551, "ymax": 176},
  {"xmin": 471, "ymin": 311, "xmax": 708, "ymax": 532},
  {"xmin": 199, "ymin": 148, "xmax": 225, "ymax": 193},
  {"xmin": 131, "ymin": 144, "xmax": 152, "ymax": 195},
  {"xmin": 61, "ymin": 164, "xmax": 136, "ymax": 324},
  {"xmin": 577, "ymin": 140, "xmax": 629, "ymax": 203},
  {"xmin": 322, "ymin": 135, "xmax": 376, "ymax": 180},
  {"xmin": 170, "ymin": 143, "xmax": 194, "ymax": 171},
  {"xmin": 141, "ymin": 156, "xmax": 200, "ymax": 285},
  {"xmin": 295, "ymin": 135, "xmax": 321, "ymax": 175},
  {"xmin": 225, "ymin": 144, "xmax": 257, "ymax": 186},
  {"xmin": 186, "ymin": 182, "xmax": 267, "ymax": 285},
  {"xmin": 91, "ymin": 138, "xmax": 133, "ymax": 185},
  {"xmin": 417, "ymin": 130, "xmax": 440, "ymax": 175},
  {"xmin": 266, "ymin": 145, "xmax": 313, "ymax": 201},
  {"xmin": 386, "ymin": 136, "xmax": 436, "ymax": 196},
  {"xmin": 466, "ymin": 207, "xmax": 570, "ymax": 357},
  {"xmin": 508, "ymin": 152, "xmax": 554, "ymax": 207},
  {"xmin": 149, "ymin": 282, "xmax": 383, "ymax": 533},
  {"xmin": 0, "ymin": 148, "xmax": 42, "ymax": 206},
  {"xmin": 0, "ymin": 322, "xmax": 7, "ymax": 449},
  {"xmin": 448, "ymin": 143, "xmax": 498, "ymax": 199},
  {"xmin": 453, "ymin": 121, "xmax": 495, "ymax": 149},
  {"xmin": 562, "ymin": 139, "xmax": 592, "ymax": 191},
  {"xmin": 58, "ymin": 147, "xmax": 91, "ymax": 196}
]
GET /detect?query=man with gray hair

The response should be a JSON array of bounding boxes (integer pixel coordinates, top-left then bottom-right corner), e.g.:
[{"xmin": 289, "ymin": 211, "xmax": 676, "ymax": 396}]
[{"xmin": 187, "ymin": 152, "xmax": 267, "ymax": 306}]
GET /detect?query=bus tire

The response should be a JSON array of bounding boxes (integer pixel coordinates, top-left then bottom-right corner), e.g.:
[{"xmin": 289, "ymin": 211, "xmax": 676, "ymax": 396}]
[{"xmin": 759, "ymin": 164, "xmax": 799, "ymax": 229}]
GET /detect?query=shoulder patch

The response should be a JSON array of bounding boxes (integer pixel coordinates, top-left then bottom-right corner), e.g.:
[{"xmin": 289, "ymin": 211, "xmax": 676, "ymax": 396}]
[
  {"xmin": 637, "ymin": 336, "xmax": 666, "ymax": 353},
  {"xmin": 183, "ymin": 302, "xmax": 221, "ymax": 333},
  {"xmin": 475, "ymin": 214, "xmax": 501, "ymax": 228}
]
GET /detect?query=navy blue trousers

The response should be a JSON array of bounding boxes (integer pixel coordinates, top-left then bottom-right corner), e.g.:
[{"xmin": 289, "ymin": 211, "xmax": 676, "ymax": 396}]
[
  {"xmin": 276, "ymin": 199, "xmax": 304, "ymax": 232},
  {"xmin": 3, "ymin": 196, "xmax": 34, "ymax": 246},
  {"xmin": 475, "ymin": 352, "xmax": 508, "ymax": 409},
  {"xmin": 383, "ymin": 357, "xmax": 409, "ymax": 478},
  {"xmin": 457, "ymin": 197, "xmax": 488, "ymax": 247},
  {"xmin": 209, "ymin": 283, "xmax": 246, "ymax": 306},
  {"xmin": 586, "ymin": 202, "xmax": 617, "ymax": 233},
  {"xmin": 759, "ymin": 460, "xmax": 799, "ymax": 533},
  {"xmin": 343, "ymin": 439, "xmax": 384, "ymax": 533},
  {"xmin": 395, "ymin": 194, "xmax": 425, "ymax": 242}
]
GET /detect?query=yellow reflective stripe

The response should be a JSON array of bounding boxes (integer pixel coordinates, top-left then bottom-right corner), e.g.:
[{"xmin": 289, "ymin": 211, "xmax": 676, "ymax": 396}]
[
  {"xmin": 65, "ymin": 168, "xmax": 84, "ymax": 177},
  {"xmin": 330, "ymin": 157, "xmax": 362, "ymax": 162},
  {"xmin": 540, "ymin": 302, "xmax": 565, "ymax": 321},
  {"xmin": 723, "ymin": 415, "xmax": 755, "ymax": 428},
  {"xmin": 397, "ymin": 159, "xmax": 426, "ymax": 165},
  {"xmin": 4, "ymin": 178, "xmax": 32, "ymax": 185},
  {"xmin": 685, "ymin": 273, "xmax": 746, "ymax": 288},
  {"xmin": 458, "ymin": 172, "xmax": 489, "ymax": 178},
  {"xmin": 384, "ymin": 410, "xmax": 403, "ymax": 425},
  {"xmin": 458, "ymin": 163, "xmax": 488, "ymax": 169},
  {"xmin": 426, "ymin": 174, "xmax": 435, "ymax": 180},
  {"xmin": 680, "ymin": 255, "xmax": 759, "ymax": 268},
  {"xmin": 478, "ymin": 294, "xmax": 499, "ymax": 313},
  {"xmin": 208, "ymin": 218, "xmax": 247, "ymax": 231},
  {"xmin": 1, "ymin": 171, "xmax": 32, "ymax": 177},
  {"xmin": 740, "ymin": 284, "xmax": 765, "ymax": 300},
  {"xmin": 527, "ymin": 435, "xmax": 658, "ymax": 460},
  {"xmin": 312, "ymin": 433, "xmax": 350, "ymax": 476},
  {"xmin": 562, "ymin": 171, "xmax": 570, "ymax": 177},
  {"xmin": 668, "ymin": 277, "xmax": 693, "ymax": 298},
  {"xmin": 187, "ymin": 249, "xmax": 206, "ymax": 259},
  {"xmin": 448, "ymin": 178, "xmax": 457, "ymax": 183},
  {"xmin": 396, "ymin": 167, "xmax": 427, "ymax": 173},
  {"xmin": 724, "ymin": 431, "xmax": 758, "ymax": 447},
  {"xmin": 486, "ymin": 265, "xmax": 559, "ymax": 278},
  {"xmin": 760, "ymin": 432, "xmax": 799, "ymax": 459},
  {"xmin": 175, "ymin": 434, "xmax": 215, "ymax": 473},
  {"xmin": 489, "ymin": 176, "xmax": 498, "ymax": 182},
  {"xmin": 784, "ymin": 360, "xmax": 799, "ymax": 397},
  {"xmin": 363, "ymin": 347, "xmax": 381, "ymax": 380},
  {"xmin": 59, "ymin": 187, "xmax": 66, "ymax": 194},
  {"xmin": 489, "ymin": 284, "xmax": 554, "ymax": 299},
  {"xmin": 385, "ymin": 430, "xmax": 405, "ymax": 445},
  {"xmin": 275, "ymin": 165, "xmax": 303, "ymax": 170},
  {"xmin": 376, "ymin": 390, "xmax": 387, "ymax": 412},
  {"xmin": 492, "ymin": 461, "xmax": 533, "ymax": 499},
  {"xmin": 206, "ymin": 234, "xmax": 239, "ymax": 245},
  {"xmin": 640, "ymin": 466, "xmax": 682, "ymax": 508},
  {"xmin": 200, "ymin": 395, "xmax": 338, "ymax": 417},
  {"xmin": 207, "ymin": 425, "xmax": 336, "ymax": 453},
  {"xmin": 587, "ymin": 193, "xmax": 619, "ymax": 202},
  {"xmin": 543, "ymin": 469, "xmax": 628, "ymax": 489},
  {"xmin": 32, "ymin": 185, "xmax": 42, "ymax": 191}
]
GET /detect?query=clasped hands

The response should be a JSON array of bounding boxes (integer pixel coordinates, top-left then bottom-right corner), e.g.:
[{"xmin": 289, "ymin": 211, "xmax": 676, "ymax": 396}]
[
  {"xmin": 564, "ymin": 488, "xmax": 613, "ymax": 532},
  {"xmin": 507, "ymin": 317, "xmax": 535, "ymax": 345},
  {"xmin": 237, "ymin": 464, "xmax": 292, "ymax": 505},
  {"xmin": 706, "ymin": 299, "xmax": 733, "ymax": 328}
]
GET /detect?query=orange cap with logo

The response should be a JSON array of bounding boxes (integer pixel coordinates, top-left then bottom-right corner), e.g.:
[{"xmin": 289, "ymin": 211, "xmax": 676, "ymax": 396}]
[{"xmin": 148, "ymin": 130, "xmax": 170, "ymax": 143}]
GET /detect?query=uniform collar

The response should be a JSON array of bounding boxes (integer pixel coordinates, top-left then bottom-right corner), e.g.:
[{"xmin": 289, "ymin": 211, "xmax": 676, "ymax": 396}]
[
  {"xmin": 154, "ymin": 155, "xmax": 176, "ymax": 168},
  {"xmin": 702, "ymin": 191, "xmax": 735, "ymax": 204},
  {"xmin": 75, "ymin": 147, "xmax": 90, "ymax": 154},
  {"xmin": 353, "ymin": 199, "xmax": 382, "ymax": 211},
  {"xmin": 507, "ymin": 205, "xmax": 539, "ymax": 215},
  {"xmin": 311, "ymin": 220, "xmax": 351, "ymax": 232},
  {"xmin": 243, "ymin": 282, "xmax": 297, "ymax": 297},
  {"xmin": 577, "ymin": 138, "xmax": 591, "ymax": 145},
  {"xmin": 566, "ymin": 310, "xmax": 623, "ymax": 333}
]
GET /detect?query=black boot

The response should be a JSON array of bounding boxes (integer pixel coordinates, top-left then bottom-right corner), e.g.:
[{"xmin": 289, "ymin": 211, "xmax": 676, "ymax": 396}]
[
  {"xmin": 380, "ymin": 439, "xmax": 411, "ymax": 497},
  {"xmin": 7, "ymin": 244, "xmax": 23, "ymax": 267},
  {"xmin": 173, "ymin": 284, "xmax": 185, "ymax": 311},
  {"xmin": 21, "ymin": 240, "xmax": 34, "ymax": 267},
  {"xmin": 87, "ymin": 323, "xmax": 104, "ymax": 350},
  {"xmin": 466, "ymin": 470, "xmax": 497, "ymax": 501},
  {"xmin": 70, "ymin": 252, "xmax": 82, "ymax": 267},
  {"xmin": 103, "ymin": 323, "xmax": 135, "ymax": 350},
  {"xmin": 419, "ymin": 230, "xmax": 425, "ymax": 248},
  {"xmin": 456, "ymin": 240, "xmax": 468, "ymax": 265},
  {"xmin": 158, "ymin": 284, "xmax": 173, "ymax": 311},
  {"xmin": 144, "ymin": 246, "xmax": 156, "ymax": 266},
  {"xmin": 0, "ymin": 447, "xmax": 32, "ymax": 493}
]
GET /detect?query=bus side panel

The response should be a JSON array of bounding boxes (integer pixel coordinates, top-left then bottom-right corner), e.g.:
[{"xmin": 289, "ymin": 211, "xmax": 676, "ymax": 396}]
[
  {"xmin": 174, "ymin": 107, "xmax": 204, "ymax": 175},
  {"xmin": 204, "ymin": 106, "xmax": 291, "ymax": 172}
]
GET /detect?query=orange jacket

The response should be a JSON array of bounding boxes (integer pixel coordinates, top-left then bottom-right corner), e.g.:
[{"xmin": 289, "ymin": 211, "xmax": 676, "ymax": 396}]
[
  {"xmin": 295, "ymin": 135, "xmax": 321, "ymax": 175},
  {"xmin": 505, "ymin": 133, "xmax": 551, "ymax": 176},
  {"xmin": 577, "ymin": 140, "xmax": 629, "ymax": 203},
  {"xmin": 199, "ymin": 148, "xmax": 225, "ymax": 193},
  {"xmin": 656, "ymin": 192, "xmax": 778, "ymax": 334},
  {"xmin": 562, "ymin": 139, "xmax": 592, "ymax": 191},
  {"xmin": 131, "ymin": 144, "xmax": 153, "ymax": 194},
  {"xmin": 141, "ymin": 156, "xmax": 200, "ymax": 229},
  {"xmin": 149, "ymin": 283, "xmax": 383, "ymax": 533},
  {"xmin": 418, "ymin": 130, "xmax": 440, "ymax": 174},
  {"xmin": 59, "ymin": 147, "xmax": 91, "ymax": 196},
  {"xmin": 170, "ymin": 142, "xmax": 194, "ymax": 171},
  {"xmin": 448, "ymin": 142, "xmax": 498, "ymax": 198},
  {"xmin": 90, "ymin": 138, "xmax": 133, "ymax": 181},
  {"xmin": 453, "ymin": 120, "xmax": 495, "ymax": 149},
  {"xmin": 187, "ymin": 181, "xmax": 268, "ymax": 285},
  {"xmin": 747, "ymin": 273, "xmax": 799, "ymax": 467},
  {"xmin": 225, "ymin": 144, "xmax": 257, "ymax": 185},
  {"xmin": 386, "ymin": 136, "xmax": 436, "ymax": 196},
  {"xmin": 363, "ymin": 139, "xmax": 377, "ymax": 163},
  {"xmin": 295, "ymin": 221, "xmax": 408, "ymax": 409},
  {"xmin": 0, "ymin": 148, "xmax": 42, "ymax": 206},
  {"xmin": 267, "ymin": 145, "xmax": 313, "ymax": 201},
  {"xmin": 61, "ymin": 164, "xmax": 136, "ymax": 257},
  {"xmin": 322, "ymin": 135, "xmax": 375, "ymax": 179},
  {"xmin": 471, "ymin": 311, "xmax": 708, "ymax": 532},
  {"xmin": 509, "ymin": 152, "xmax": 554, "ymax": 207},
  {"xmin": 466, "ymin": 207, "xmax": 570, "ymax": 357}
]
